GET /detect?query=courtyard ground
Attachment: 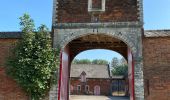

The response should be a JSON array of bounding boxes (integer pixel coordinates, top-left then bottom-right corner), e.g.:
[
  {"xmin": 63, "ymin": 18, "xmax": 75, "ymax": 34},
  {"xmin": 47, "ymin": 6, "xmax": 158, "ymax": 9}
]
[{"xmin": 70, "ymin": 95, "xmax": 130, "ymax": 100}]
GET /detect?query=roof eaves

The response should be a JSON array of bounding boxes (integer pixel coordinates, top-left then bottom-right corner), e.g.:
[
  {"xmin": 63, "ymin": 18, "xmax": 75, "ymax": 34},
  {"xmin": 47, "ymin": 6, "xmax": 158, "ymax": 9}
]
[
  {"xmin": 0, "ymin": 32, "xmax": 22, "ymax": 39},
  {"xmin": 144, "ymin": 30, "xmax": 170, "ymax": 37}
]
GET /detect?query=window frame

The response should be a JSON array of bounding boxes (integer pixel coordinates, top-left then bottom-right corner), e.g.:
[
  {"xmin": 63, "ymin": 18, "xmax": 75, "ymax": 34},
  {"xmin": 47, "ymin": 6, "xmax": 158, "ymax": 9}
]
[
  {"xmin": 88, "ymin": 0, "xmax": 106, "ymax": 12},
  {"xmin": 80, "ymin": 74, "xmax": 86, "ymax": 82}
]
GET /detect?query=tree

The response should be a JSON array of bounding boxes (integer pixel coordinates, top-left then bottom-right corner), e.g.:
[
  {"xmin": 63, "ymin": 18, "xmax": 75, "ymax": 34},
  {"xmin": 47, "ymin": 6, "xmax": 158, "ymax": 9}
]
[
  {"xmin": 72, "ymin": 59, "xmax": 108, "ymax": 65},
  {"xmin": 72, "ymin": 59, "xmax": 91, "ymax": 64},
  {"xmin": 111, "ymin": 57, "xmax": 128, "ymax": 76},
  {"xmin": 120, "ymin": 57, "xmax": 127, "ymax": 65},
  {"xmin": 112, "ymin": 64, "xmax": 128, "ymax": 76},
  {"xmin": 72, "ymin": 59, "xmax": 80, "ymax": 64},
  {"xmin": 91, "ymin": 59, "xmax": 108, "ymax": 65},
  {"xmin": 6, "ymin": 14, "xmax": 59, "ymax": 100},
  {"xmin": 111, "ymin": 57, "xmax": 119, "ymax": 68}
]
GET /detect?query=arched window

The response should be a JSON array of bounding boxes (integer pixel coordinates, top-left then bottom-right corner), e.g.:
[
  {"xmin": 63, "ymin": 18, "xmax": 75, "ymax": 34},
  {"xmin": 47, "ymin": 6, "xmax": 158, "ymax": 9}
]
[{"xmin": 80, "ymin": 71, "xmax": 86, "ymax": 82}]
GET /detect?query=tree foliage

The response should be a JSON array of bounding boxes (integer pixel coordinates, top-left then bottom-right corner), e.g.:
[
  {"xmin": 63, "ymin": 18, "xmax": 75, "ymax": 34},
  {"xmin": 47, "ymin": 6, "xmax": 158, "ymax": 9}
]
[
  {"xmin": 92, "ymin": 59, "xmax": 108, "ymax": 65},
  {"xmin": 111, "ymin": 57, "xmax": 128, "ymax": 76},
  {"xmin": 72, "ymin": 59, "xmax": 91, "ymax": 64},
  {"xmin": 72, "ymin": 59, "xmax": 108, "ymax": 65},
  {"xmin": 120, "ymin": 57, "xmax": 127, "ymax": 65},
  {"xmin": 6, "ymin": 14, "xmax": 59, "ymax": 100},
  {"xmin": 111, "ymin": 57, "xmax": 119, "ymax": 68},
  {"xmin": 112, "ymin": 64, "xmax": 128, "ymax": 76}
]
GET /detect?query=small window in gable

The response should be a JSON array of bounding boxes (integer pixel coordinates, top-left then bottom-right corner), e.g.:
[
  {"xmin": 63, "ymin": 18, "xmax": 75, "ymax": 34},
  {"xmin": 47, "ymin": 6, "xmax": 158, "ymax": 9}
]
[
  {"xmin": 80, "ymin": 71, "xmax": 86, "ymax": 82},
  {"xmin": 88, "ymin": 0, "xmax": 105, "ymax": 12}
]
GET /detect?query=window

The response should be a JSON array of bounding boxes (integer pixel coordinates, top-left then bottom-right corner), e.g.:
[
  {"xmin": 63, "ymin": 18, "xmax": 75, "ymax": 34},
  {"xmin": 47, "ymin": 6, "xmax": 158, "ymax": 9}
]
[
  {"xmin": 77, "ymin": 85, "xmax": 81, "ymax": 92},
  {"xmin": 85, "ymin": 85, "xmax": 89, "ymax": 92},
  {"xmin": 92, "ymin": 0, "xmax": 102, "ymax": 10},
  {"xmin": 80, "ymin": 71, "xmax": 86, "ymax": 82},
  {"xmin": 80, "ymin": 75, "xmax": 86, "ymax": 82},
  {"xmin": 88, "ymin": 0, "xmax": 105, "ymax": 12}
]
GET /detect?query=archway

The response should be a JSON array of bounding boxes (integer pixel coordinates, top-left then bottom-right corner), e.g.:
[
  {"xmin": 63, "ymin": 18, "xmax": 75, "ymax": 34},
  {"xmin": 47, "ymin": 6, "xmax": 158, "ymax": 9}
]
[
  {"xmin": 58, "ymin": 33, "xmax": 137, "ymax": 100},
  {"xmin": 69, "ymin": 49, "xmax": 129, "ymax": 99}
]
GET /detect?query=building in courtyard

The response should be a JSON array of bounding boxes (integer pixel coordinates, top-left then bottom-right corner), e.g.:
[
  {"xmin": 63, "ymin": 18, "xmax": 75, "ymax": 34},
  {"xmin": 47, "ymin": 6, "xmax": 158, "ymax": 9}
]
[{"xmin": 69, "ymin": 64, "xmax": 111, "ymax": 96}]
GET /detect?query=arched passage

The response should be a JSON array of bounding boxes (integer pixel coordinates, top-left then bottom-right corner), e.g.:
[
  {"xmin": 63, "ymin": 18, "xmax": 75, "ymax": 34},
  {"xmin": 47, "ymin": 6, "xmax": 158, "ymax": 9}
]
[
  {"xmin": 58, "ymin": 33, "xmax": 136, "ymax": 100},
  {"xmin": 68, "ymin": 34, "xmax": 128, "ymax": 61},
  {"xmin": 69, "ymin": 49, "xmax": 128, "ymax": 98}
]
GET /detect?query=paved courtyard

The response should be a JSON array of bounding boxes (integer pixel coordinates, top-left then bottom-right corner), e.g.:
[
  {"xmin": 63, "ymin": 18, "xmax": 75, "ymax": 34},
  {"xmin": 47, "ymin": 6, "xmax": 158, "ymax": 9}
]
[{"xmin": 70, "ymin": 95, "xmax": 130, "ymax": 100}]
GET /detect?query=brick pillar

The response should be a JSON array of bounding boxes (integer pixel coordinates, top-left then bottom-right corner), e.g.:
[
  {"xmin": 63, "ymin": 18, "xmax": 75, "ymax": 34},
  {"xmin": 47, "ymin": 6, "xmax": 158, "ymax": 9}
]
[{"xmin": 134, "ymin": 60, "xmax": 144, "ymax": 100}]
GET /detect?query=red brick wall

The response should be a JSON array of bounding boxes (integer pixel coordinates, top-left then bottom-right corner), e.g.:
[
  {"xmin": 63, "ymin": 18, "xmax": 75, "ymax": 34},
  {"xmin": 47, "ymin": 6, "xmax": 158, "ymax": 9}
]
[
  {"xmin": 70, "ymin": 78, "xmax": 111, "ymax": 95},
  {"xmin": 0, "ymin": 39, "xmax": 17, "ymax": 67},
  {"xmin": 57, "ymin": 0, "xmax": 139, "ymax": 23},
  {"xmin": 143, "ymin": 37, "xmax": 170, "ymax": 100},
  {"xmin": 2, "ymin": 36, "xmax": 170, "ymax": 100},
  {"xmin": 0, "ymin": 39, "xmax": 28, "ymax": 100}
]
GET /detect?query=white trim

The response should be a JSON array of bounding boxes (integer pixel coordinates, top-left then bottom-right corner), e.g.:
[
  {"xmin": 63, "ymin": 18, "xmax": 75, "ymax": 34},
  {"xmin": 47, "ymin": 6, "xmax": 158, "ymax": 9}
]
[
  {"xmin": 88, "ymin": 0, "xmax": 105, "ymax": 12},
  {"xmin": 80, "ymin": 73, "xmax": 86, "ymax": 82}
]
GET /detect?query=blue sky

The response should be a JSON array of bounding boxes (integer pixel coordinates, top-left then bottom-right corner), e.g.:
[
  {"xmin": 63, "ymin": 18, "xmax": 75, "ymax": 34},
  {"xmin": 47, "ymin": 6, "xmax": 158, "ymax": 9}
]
[
  {"xmin": 74, "ymin": 49, "xmax": 123, "ymax": 62},
  {"xmin": 0, "ymin": 0, "xmax": 170, "ymax": 62},
  {"xmin": 1, "ymin": 0, "xmax": 170, "ymax": 31}
]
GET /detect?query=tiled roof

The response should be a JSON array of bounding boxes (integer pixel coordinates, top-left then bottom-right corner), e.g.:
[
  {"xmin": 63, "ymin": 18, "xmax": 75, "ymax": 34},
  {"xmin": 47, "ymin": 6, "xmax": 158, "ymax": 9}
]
[
  {"xmin": 144, "ymin": 30, "xmax": 170, "ymax": 37},
  {"xmin": 70, "ymin": 64, "xmax": 110, "ymax": 79},
  {"xmin": 0, "ymin": 32, "xmax": 22, "ymax": 39}
]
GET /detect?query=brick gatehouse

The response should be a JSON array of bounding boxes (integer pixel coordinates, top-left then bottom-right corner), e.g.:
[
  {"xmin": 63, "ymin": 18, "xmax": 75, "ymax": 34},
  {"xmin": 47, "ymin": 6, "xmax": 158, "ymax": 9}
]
[{"xmin": 0, "ymin": 0, "xmax": 170, "ymax": 100}]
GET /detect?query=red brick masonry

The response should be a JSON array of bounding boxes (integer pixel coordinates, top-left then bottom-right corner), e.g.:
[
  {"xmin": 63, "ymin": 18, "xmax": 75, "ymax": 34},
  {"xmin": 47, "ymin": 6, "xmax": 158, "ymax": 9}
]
[
  {"xmin": 57, "ymin": 0, "xmax": 139, "ymax": 23},
  {"xmin": 1, "ymin": 36, "xmax": 170, "ymax": 100},
  {"xmin": 143, "ymin": 37, "xmax": 170, "ymax": 100},
  {"xmin": 70, "ymin": 78, "xmax": 111, "ymax": 95},
  {"xmin": 0, "ymin": 39, "xmax": 28, "ymax": 100}
]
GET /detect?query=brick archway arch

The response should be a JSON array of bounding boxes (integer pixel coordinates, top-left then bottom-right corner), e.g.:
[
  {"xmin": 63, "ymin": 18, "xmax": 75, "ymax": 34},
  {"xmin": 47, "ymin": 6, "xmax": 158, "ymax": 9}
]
[
  {"xmin": 53, "ymin": 27, "xmax": 144, "ymax": 100},
  {"xmin": 60, "ymin": 31, "xmax": 137, "ymax": 56}
]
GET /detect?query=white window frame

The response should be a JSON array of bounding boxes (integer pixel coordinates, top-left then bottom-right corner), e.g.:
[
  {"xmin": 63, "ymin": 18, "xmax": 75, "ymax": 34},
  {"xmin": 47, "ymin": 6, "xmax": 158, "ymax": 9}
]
[
  {"xmin": 80, "ymin": 74, "xmax": 86, "ymax": 82},
  {"xmin": 88, "ymin": 0, "xmax": 106, "ymax": 12}
]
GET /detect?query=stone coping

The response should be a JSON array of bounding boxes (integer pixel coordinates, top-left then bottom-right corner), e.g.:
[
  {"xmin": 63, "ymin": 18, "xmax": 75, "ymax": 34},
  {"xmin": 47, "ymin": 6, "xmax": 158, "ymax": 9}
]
[{"xmin": 53, "ymin": 22, "xmax": 143, "ymax": 29}]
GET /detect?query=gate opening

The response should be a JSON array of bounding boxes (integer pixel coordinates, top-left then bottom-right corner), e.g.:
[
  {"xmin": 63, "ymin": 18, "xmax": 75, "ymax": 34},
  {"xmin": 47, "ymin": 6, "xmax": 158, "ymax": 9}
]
[
  {"xmin": 69, "ymin": 49, "xmax": 130, "ymax": 100},
  {"xmin": 58, "ymin": 34, "xmax": 135, "ymax": 100}
]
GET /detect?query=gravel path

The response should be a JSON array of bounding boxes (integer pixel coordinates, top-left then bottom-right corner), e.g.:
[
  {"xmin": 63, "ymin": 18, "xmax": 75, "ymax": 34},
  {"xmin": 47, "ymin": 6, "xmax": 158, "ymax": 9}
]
[{"xmin": 70, "ymin": 95, "xmax": 130, "ymax": 100}]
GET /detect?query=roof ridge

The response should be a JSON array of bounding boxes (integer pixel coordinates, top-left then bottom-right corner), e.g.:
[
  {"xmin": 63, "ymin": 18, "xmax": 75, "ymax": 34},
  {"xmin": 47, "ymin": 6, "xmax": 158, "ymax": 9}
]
[{"xmin": 145, "ymin": 29, "xmax": 170, "ymax": 32}]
